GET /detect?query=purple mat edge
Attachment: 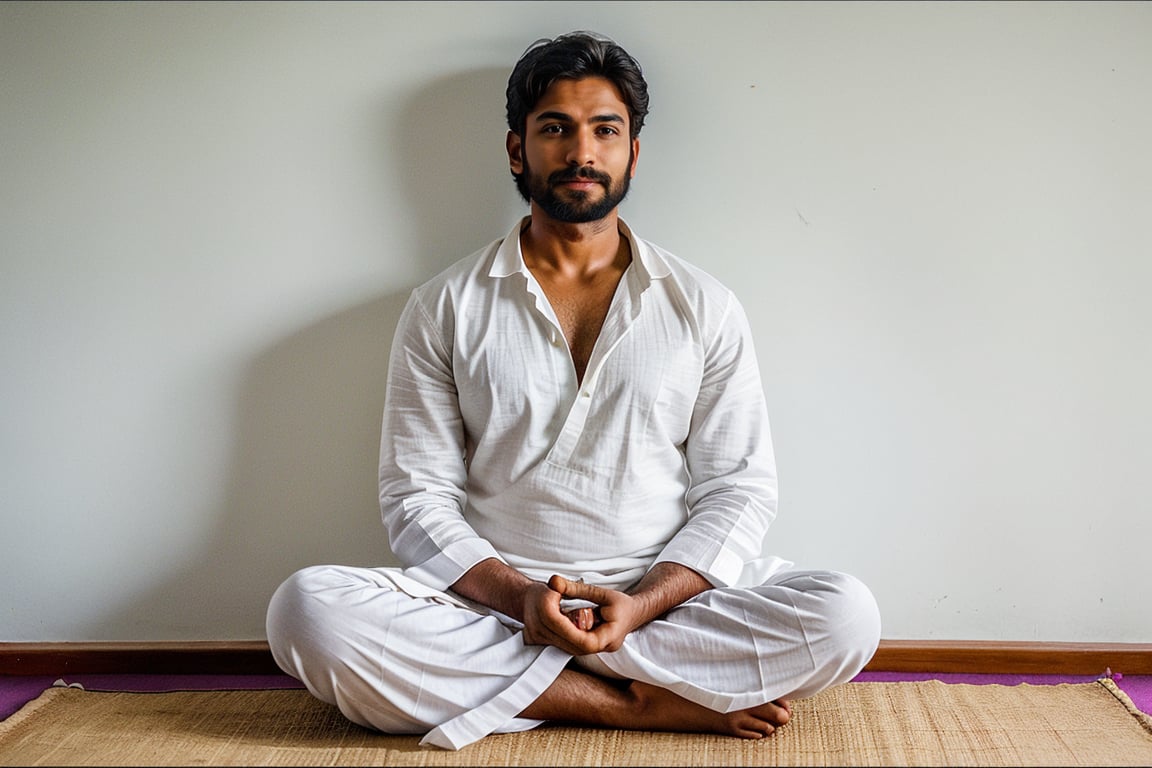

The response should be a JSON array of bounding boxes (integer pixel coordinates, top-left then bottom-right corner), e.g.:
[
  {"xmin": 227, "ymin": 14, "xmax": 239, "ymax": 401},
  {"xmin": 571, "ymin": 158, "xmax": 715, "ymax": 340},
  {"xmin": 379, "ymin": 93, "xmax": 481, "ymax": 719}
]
[{"xmin": 4, "ymin": 671, "xmax": 1150, "ymax": 723}]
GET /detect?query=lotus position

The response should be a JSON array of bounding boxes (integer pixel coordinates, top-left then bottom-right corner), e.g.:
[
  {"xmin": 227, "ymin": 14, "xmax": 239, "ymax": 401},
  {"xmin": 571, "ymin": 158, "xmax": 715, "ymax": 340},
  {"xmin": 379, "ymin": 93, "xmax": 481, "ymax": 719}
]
[{"xmin": 267, "ymin": 31, "xmax": 881, "ymax": 750}]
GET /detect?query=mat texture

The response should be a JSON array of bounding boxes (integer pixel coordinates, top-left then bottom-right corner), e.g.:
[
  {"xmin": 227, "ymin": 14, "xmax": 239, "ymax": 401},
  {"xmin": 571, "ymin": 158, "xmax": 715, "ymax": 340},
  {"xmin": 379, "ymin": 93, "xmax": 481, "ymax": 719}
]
[{"xmin": 2, "ymin": 679, "xmax": 1151, "ymax": 766}]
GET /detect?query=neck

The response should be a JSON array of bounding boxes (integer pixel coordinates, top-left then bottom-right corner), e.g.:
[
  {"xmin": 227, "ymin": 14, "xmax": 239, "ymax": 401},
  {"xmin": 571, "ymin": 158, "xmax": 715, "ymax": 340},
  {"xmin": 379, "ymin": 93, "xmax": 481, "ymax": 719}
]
[{"xmin": 520, "ymin": 209, "xmax": 624, "ymax": 274}]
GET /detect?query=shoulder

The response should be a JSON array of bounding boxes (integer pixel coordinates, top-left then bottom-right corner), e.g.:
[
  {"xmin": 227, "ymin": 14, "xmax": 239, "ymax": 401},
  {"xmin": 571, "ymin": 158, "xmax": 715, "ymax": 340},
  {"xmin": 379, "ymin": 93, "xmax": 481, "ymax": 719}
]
[
  {"xmin": 631, "ymin": 233, "xmax": 745, "ymax": 329},
  {"xmin": 644, "ymin": 240, "xmax": 731, "ymax": 296},
  {"xmin": 410, "ymin": 238, "xmax": 502, "ymax": 303},
  {"xmin": 409, "ymin": 218, "xmax": 527, "ymax": 307},
  {"xmin": 622, "ymin": 220, "xmax": 735, "ymax": 300},
  {"xmin": 393, "ymin": 237, "xmax": 505, "ymax": 355}
]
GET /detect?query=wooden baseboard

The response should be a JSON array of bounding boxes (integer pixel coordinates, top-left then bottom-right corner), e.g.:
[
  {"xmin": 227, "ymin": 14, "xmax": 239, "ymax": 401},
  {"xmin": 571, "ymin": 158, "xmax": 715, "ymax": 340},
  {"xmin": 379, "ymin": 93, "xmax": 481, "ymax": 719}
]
[
  {"xmin": 1, "ymin": 640, "xmax": 1150, "ymax": 677},
  {"xmin": 0, "ymin": 642, "xmax": 281, "ymax": 676},
  {"xmin": 866, "ymin": 640, "xmax": 1152, "ymax": 675}
]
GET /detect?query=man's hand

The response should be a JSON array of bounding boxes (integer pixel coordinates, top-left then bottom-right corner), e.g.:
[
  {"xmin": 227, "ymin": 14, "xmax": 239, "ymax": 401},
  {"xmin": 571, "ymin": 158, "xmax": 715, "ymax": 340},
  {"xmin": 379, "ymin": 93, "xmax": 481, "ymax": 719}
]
[
  {"xmin": 521, "ymin": 575, "xmax": 640, "ymax": 655},
  {"xmin": 447, "ymin": 558, "xmax": 631, "ymax": 654},
  {"xmin": 452, "ymin": 558, "xmax": 712, "ymax": 657}
]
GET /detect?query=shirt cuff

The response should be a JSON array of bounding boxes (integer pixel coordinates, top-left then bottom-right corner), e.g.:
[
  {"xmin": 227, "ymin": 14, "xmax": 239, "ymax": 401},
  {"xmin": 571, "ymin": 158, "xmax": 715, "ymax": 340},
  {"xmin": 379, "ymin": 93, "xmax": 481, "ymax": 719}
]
[
  {"xmin": 654, "ymin": 528, "xmax": 746, "ymax": 588},
  {"xmin": 402, "ymin": 537, "xmax": 504, "ymax": 592}
]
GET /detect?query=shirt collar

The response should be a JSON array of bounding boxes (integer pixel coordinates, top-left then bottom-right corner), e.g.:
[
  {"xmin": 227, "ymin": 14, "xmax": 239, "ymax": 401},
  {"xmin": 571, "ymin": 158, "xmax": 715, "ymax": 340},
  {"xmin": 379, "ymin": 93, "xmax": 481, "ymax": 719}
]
[{"xmin": 488, "ymin": 216, "xmax": 672, "ymax": 281}]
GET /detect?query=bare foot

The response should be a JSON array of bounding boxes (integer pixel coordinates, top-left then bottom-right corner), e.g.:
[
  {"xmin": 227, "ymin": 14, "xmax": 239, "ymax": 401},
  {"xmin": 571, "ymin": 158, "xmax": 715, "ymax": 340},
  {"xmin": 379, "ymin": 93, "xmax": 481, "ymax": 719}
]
[
  {"xmin": 522, "ymin": 668, "xmax": 791, "ymax": 739},
  {"xmin": 629, "ymin": 681, "xmax": 791, "ymax": 739}
]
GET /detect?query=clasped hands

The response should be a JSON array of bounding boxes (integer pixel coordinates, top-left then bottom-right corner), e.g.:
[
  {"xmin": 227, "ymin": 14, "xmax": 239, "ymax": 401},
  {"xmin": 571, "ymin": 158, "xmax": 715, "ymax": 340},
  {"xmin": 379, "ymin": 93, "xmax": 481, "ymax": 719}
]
[{"xmin": 521, "ymin": 574, "xmax": 637, "ymax": 656}]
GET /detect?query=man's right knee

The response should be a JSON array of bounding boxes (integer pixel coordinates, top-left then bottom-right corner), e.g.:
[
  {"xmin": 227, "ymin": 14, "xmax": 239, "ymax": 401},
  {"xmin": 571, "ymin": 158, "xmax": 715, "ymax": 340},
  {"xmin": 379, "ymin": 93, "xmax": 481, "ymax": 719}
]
[
  {"xmin": 266, "ymin": 565, "xmax": 357, "ymax": 676},
  {"xmin": 265, "ymin": 566, "xmax": 436, "ymax": 734}
]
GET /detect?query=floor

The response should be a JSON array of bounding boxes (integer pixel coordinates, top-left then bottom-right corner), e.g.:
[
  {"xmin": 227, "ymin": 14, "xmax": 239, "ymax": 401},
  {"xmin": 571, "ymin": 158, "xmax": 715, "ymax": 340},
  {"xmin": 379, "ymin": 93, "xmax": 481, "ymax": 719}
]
[
  {"xmin": 4, "ymin": 671, "xmax": 1150, "ymax": 723},
  {"xmin": 854, "ymin": 669, "xmax": 1152, "ymax": 715}
]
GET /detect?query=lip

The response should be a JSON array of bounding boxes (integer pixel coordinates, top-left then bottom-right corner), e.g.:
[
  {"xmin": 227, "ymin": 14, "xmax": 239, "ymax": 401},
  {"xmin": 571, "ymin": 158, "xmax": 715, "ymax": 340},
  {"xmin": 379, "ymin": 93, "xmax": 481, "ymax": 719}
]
[{"xmin": 558, "ymin": 179, "xmax": 602, "ymax": 190}]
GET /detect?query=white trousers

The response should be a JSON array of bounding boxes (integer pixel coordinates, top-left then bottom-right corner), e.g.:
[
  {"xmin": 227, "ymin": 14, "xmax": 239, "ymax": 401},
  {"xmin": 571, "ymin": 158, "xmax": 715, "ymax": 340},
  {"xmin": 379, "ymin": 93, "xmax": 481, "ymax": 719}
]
[{"xmin": 266, "ymin": 564, "xmax": 881, "ymax": 750}]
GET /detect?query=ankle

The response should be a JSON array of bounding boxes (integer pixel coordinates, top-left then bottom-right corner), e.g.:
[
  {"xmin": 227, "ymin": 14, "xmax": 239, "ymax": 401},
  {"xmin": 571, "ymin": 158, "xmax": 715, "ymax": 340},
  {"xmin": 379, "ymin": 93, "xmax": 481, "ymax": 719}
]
[{"xmin": 624, "ymin": 681, "xmax": 661, "ymax": 727}]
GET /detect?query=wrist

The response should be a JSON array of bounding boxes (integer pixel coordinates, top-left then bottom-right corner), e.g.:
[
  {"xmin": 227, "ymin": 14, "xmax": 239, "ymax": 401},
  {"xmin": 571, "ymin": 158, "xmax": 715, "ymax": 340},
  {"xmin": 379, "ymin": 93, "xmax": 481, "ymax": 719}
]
[
  {"xmin": 450, "ymin": 557, "xmax": 535, "ymax": 621},
  {"xmin": 628, "ymin": 562, "xmax": 711, "ymax": 622}
]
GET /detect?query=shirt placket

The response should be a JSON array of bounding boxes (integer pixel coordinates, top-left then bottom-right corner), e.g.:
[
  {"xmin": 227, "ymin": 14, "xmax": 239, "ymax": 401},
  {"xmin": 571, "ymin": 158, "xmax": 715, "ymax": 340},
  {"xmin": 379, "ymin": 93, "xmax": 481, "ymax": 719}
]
[{"xmin": 546, "ymin": 272, "xmax": 641, "ymax": 466}]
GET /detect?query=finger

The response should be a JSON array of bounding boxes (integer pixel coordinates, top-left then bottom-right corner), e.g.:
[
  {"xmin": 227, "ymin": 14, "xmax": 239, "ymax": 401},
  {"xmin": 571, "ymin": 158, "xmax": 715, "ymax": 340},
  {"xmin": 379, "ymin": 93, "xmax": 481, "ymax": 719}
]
[
  {"xmin": 570, "ymin": 606, "xmax": 594, "ymax": 630},
  {"xmin": 562, "ymin": 607, "xmax": 589, "ymax": 630},
  {"xmin": 549, "ymin": 575, "xmax": 613, "ymax": 605},
  {"xmin": 543, "ymin": 614, "xmax": 601, "ymax": 654},
  {"xmin": 537, "ymin": 594, "xmax": 593, "ymax": 639},
  {"xmin": 548, "ymin": 574, "xmax": 573, "ymax": 593}
]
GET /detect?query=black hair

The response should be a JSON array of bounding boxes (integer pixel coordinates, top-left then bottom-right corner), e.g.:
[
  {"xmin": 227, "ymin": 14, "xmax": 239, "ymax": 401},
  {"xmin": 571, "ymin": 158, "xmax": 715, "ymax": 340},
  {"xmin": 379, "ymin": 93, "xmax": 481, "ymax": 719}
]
[{"xmin": 505, "ymin": 31, "xmax": 650, "ymax": 140}]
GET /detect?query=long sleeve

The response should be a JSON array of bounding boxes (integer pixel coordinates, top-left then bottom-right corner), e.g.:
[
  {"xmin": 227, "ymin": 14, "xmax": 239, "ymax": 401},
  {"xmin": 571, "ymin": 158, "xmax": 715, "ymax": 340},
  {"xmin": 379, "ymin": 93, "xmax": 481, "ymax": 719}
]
[
  {"xmin": 377, "ymin": 218, "xmax": 780, "ymax": 595},
  {"xmin": 378, "ymin": 286, "xmax": 501, "ymax": 591},
  {"xmin": 653, "ymin": 291, "xmax": 778, "ymax": 587}
]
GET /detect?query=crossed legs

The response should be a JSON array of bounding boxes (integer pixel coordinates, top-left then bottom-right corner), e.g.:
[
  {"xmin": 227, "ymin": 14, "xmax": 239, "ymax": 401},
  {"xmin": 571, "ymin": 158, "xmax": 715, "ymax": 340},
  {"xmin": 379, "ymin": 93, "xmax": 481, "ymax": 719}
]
[{"xmin": 266, "ymin": 565, "xmax": 880, "ymax": 748}]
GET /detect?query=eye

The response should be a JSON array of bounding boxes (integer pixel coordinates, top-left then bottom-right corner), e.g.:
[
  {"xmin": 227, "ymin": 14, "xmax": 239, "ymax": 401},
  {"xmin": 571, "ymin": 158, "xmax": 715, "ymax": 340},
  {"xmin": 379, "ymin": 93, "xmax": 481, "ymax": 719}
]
[
  {"xmin": 596, "ymin": 125, "xmax": 621, "ymax": 137},
  {"xmin": 541, "ymin": 124, "xmax": 566, "ymax": 135}
]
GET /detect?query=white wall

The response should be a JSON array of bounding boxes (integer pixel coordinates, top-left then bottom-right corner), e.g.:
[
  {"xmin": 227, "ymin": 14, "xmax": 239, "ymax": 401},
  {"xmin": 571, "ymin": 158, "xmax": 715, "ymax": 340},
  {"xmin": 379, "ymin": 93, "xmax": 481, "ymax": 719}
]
[{"xmin": 2, "ymin": 1, "xmax": 1149, "ymax": 643}]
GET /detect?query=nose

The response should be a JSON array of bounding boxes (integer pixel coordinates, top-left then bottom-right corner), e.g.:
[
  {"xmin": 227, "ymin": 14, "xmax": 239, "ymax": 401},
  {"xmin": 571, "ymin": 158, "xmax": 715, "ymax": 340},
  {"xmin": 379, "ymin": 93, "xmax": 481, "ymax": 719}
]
[{"xmin": 565, "ymin": 128, "xmax": 596, "ymax": 166}]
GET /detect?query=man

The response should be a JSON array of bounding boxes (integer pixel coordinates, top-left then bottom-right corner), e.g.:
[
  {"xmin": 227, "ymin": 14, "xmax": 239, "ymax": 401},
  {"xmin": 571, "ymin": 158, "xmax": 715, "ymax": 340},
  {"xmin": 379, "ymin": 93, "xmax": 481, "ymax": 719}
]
[{"xmin": 266, "ymin": 31, "xmax": 881, "ymax": 751}]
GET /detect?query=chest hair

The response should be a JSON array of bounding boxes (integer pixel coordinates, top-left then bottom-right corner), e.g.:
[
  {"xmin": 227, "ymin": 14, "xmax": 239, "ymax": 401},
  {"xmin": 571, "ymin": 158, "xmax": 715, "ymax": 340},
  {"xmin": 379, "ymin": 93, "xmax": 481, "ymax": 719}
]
[{"xmin": 542, "ymin": 276, "xmax": 621, "ymax": 384}]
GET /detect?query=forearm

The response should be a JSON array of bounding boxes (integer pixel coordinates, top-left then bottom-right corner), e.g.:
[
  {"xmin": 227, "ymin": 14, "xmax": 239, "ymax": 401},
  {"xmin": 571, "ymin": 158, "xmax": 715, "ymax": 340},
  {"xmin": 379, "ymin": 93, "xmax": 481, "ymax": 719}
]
[
  {"xmin": 449, "ymin": 557, "xmax": 539, "ymax": 623},
  {"xmin": 626, "ymin": 561, "xmax": 712, "ymax": 626}
]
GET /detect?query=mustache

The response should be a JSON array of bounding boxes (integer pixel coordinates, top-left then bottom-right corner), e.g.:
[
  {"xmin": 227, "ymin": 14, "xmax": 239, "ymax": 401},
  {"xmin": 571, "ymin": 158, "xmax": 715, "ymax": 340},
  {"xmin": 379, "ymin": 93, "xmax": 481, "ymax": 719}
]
[{"xmin": 548, "ymin": 167, "xmax": 612, "ymax": 185}]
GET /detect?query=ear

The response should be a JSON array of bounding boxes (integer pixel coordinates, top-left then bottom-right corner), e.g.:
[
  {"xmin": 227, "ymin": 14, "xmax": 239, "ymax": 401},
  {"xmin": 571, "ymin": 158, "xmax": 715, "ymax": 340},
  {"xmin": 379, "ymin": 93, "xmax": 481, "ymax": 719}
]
[
  {"xmin": 628, "ymin": 138, "xmax": 640, "ymax": 178},
  {"xmin": 507, "ymin": 131, "xmax": 524, "ymax": 175}
]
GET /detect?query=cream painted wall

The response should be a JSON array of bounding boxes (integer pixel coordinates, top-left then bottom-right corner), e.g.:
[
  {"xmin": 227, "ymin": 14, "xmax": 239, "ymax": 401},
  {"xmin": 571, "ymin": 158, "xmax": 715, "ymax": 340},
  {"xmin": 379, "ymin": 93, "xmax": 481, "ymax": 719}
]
[{"xmin": 2, "ymin": 1, "xmax": 1149, "ymax": 643}]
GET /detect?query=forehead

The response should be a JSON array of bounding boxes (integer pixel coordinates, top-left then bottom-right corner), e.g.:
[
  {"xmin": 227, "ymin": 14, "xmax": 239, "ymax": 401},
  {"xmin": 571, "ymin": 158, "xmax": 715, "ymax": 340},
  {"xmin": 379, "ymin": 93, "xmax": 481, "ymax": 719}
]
[{"xmin": 530, "ymin": 76, "xmax": 629, "ymax": 122}]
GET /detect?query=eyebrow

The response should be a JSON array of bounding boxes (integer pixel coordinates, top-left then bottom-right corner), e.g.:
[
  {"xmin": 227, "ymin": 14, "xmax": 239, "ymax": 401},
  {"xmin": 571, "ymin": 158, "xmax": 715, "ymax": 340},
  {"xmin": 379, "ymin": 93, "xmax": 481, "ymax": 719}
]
[{"xmin": 534, "ymin": 110, "xmax": 626, "ymax": 126}]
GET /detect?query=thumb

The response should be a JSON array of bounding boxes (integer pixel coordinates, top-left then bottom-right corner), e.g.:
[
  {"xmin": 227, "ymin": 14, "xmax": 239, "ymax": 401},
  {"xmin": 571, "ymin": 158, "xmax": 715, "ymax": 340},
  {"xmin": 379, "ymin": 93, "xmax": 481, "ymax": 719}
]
[{"xmin": 549, "ymin": 574, "xmax": 612, "ymax": 605}]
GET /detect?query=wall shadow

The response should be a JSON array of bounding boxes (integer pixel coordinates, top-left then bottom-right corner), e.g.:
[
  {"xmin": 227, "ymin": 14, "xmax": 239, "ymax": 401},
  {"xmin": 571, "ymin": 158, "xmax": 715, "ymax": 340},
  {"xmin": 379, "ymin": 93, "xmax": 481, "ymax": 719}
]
[
  {"xmin": 83, "ymin": 65, "xmax": 523, "ymax": 640},
  {"xmin": 391, "ymin": 66, "xmax": 527, "ymax": 270}
]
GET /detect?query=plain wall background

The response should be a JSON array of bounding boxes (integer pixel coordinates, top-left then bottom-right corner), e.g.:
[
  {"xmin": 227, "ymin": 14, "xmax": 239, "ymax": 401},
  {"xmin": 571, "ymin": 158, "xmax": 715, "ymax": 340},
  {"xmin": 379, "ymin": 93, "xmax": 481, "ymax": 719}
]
[{"xmin": 2, "ymin": 1, "xmax": 1149, "ymax": 644}]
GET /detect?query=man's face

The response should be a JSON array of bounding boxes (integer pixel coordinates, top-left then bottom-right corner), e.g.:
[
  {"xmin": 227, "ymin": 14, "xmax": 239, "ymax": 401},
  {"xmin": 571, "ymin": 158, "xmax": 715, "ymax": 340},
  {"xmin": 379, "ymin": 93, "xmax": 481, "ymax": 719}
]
[{"xmin": 508, "ymin": 76, "xmax": 640, "ymax": 224}]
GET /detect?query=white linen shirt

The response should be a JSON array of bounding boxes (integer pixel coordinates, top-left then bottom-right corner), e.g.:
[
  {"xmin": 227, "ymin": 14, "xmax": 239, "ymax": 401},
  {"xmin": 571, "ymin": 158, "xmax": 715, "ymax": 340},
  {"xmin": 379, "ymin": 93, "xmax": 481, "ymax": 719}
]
[{"xmin": 378, "ymin": 217, "xmax": 782, "ymax": 595}]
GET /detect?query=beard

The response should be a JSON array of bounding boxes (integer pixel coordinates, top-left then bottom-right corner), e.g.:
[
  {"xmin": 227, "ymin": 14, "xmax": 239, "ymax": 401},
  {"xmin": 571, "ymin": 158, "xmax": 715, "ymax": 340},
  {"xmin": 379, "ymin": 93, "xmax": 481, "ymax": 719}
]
[{"xmin": 517, "ymin": 154, "xmax": 632, "ymax": 224}]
